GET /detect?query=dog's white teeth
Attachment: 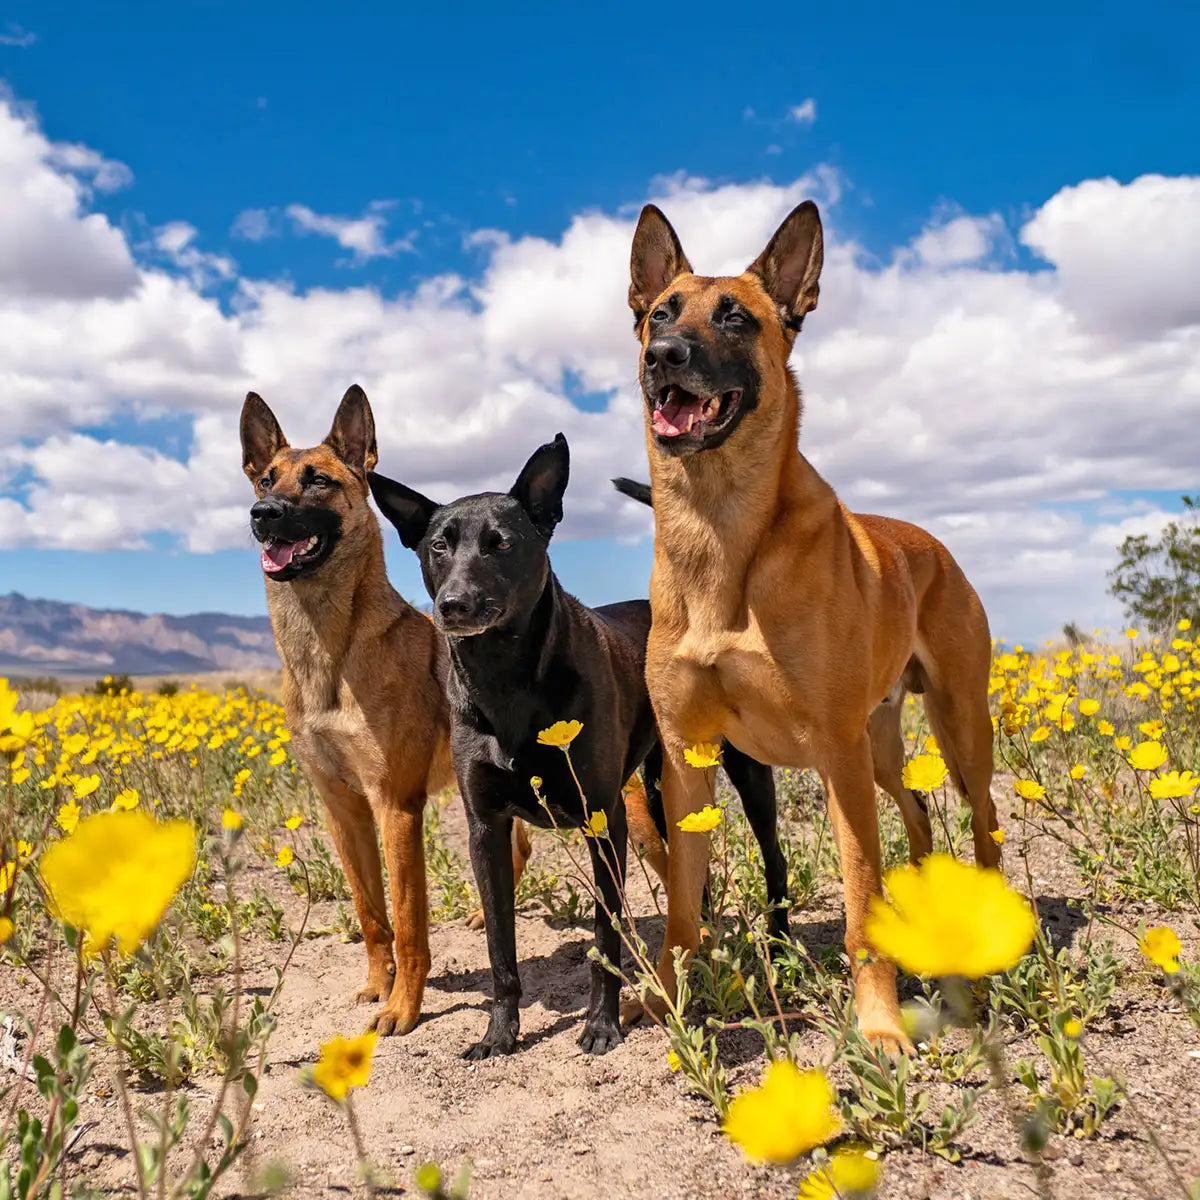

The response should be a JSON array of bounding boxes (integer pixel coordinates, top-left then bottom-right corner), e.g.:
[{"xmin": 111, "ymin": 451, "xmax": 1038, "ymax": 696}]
[{"xmin": 303, "ymin": 536, "xmax": 317, "ymax": 551}]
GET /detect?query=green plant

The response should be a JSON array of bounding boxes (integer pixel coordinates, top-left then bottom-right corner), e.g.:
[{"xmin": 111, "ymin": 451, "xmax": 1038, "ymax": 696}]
[{"xmin": 1108, "ymin": 495, "xmax": 1200, "ymax": 634}]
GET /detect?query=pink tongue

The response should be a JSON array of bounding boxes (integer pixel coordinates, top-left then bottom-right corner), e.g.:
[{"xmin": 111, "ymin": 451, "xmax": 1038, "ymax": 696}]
[
  {"xmin": 652, "ymin": 396, "xmax": 704, "ymax": 438},
  {"xmin": 261, "ymin": 540, "xmax": 301, "ymax": 572}
]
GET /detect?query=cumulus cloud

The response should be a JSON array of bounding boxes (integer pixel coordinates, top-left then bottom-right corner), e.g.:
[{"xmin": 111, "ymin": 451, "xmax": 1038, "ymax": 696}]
[
  {"xmin": 1, "ymin": 90, "xmax": 1198, "ymax": 638},
  {"xmin": 284, "ymin": 201, "xmax": 413, "ymax": 264},
  {"xmin": 0, "ymin": 24, "xmax": 36, "ymax": 46},
  {"xmin": 789, "ymin": 98, "xmax": 818, "ymax": 125},
  {"xmin": 231, "ymin": 207, "xmax": 277, "ymax": 242}
]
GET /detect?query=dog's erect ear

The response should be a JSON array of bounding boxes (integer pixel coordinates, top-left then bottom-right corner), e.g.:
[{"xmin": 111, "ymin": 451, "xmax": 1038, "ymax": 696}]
[
  {"xmin": 629, "ymin": 205, "xmax": 693, "ymax": 328},
  {"xmin": 510, "ymin": 433, "xmax": 569, "ymax": 541},
  {"xmin": 747, "ymin": 201, "xmax": 824, "ymax": 331},
  {"xmin": 367, "ymin": 471, "xmax": 439, "ymax": 551},
  {"xmin": 240, "ymin": 392, "xmax": 289, "ymax": 480},
  {"xmin": 324, "ymin": 384, "xmax": 378, "ymax": 473}
]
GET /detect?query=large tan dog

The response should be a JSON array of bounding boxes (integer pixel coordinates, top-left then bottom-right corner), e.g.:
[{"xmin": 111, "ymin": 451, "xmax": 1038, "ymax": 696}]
[
  {"xmin": 625, "ymin": 203, "xmax": 1001, "ymax": 1050},
  {"xmin": 240, "ymin": 385, "xmax": 463, "ymax": 1035}
]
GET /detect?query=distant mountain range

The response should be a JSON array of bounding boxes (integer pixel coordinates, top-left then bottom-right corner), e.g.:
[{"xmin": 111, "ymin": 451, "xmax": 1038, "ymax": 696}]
[{"xmin": 0, "ymin": 592, "xmax": 279, "ymax": 677}]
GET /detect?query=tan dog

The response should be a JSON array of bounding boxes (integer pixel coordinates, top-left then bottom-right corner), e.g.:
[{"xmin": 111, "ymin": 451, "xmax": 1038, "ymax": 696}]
[
  {"xmin": 624, "ymin": 203, "xmax": 1001, "ymax": 1050},
  {"xmin": 241, "ymin": 385, "xmax": 486, "ymax": 1034}
]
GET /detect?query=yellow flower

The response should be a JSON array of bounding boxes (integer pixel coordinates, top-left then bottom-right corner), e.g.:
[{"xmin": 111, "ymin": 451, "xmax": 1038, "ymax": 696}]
[
  {"xmin": 582, "ymin": 811, "xmax": 609, "ymax": 838},
  {"xmin": 677, "ymin": 805, "xmax": 723, "ymax": 833},
  {"xmin": 1179, "ymin": 618, "xmax": 1193, "ymax": 632},
  {"xmin": 1097, "ymin": 719, "xmax": 1115, "ymax": 737},
  {"xmin": 1069, "ymin": 764, "xmax": 1087, "ymax": 781},
  {"xmin": 1127, "ymin": 741, "xmax": 1167, "ymax": 772},
  {"xmin": 1112, "ymin": 735, "xmax": 1132, "ymax": 752},
  {"xmin": 1125, "ymin": 628, "xmax": 1139, "ymax": 639},
  {"xmin": 0, "ymin": 915, "xmax": 12, "ymax": 944},
  {"xmin": 221, "ymin": 807, "xmax": 243, "ymax": 831},
  {"xmin": 111, "ymin": 788, "xmax": 139, "ymax": 811},
  {"xmin": 1138, "ymin": 926, "xmax": 1181, "ymax": 974},
  {"xmin": 0, "ymin": 710, "xmax": 35, "ymax": 754},
  {"xmin": 11, "ymin": 767, "xmax": 31, "ymax": 786},
  {"xmin": 1013, "ymin": 779, "xmax": 1046, "ymax": 802},
  {"xmin": 275, "ymin": 845, "xmax": 294, "ymax": 868},
  {"xmin": 722, "ymin": 1061, "xmax": 841, "ymax": 1164},
  {"xmin": 1148, "ymin": 770, "xmax": 1199, "ymax": 800},
  {"xmin": 284, "ymin": 812, "xmax": 304, "ymax": 831},
  {"xmin": 865, "ymin": 854, "xmax": 1037, "ymax": 978},
  {"xmin": 529, "ymin": 775, "xmax": 543, "ymax": 790},
  {"xmin": 990, "ymin": 829, "xmax": 1005, "ymax": 845},
  {"xmin": 901, "ymin": 753, "xmax": 948, "ymax": 791},
  {"xmin": 72, "ymin": 774, "xmax": 101, "ymax": 800},
  {"xmin": 312, "ymin": 1032, "xmax": 377, "ymax": 1102},
  {"xmin": 1063, "ymin": 1018, "xmax": 1083, "ymax": 1038},
  {"xmin": 683, "ymin": 742, "xmax": 722, "ymax": 769},
  {"xmin": 1029, "ymin": 726, "xmax": 1051, "ymax": 743},
  {"xmin": 39, "ymin": 811, "xmax": 195, "ymax": 956},
  {"xmin": 666, "ymin": 1050, "xmax": 681, "ymax": 1073},
  {"xmin": 537, "ymin": 720, "xmax": 583, "ymax": 748},
  {"xmin": 269, "ymin": 748, "xmax": 287, "ymax": 767},
  {"xmin": 56, "ymin": 801, "xmax": 81, "ymax": 834},
  {"xmin": 797, "ymin": 1147, "xmax": 881, "ymax": 1199},
  {"xmin": 1078, "ymin": 698, "xmax": 1100, "ymax": 717}
]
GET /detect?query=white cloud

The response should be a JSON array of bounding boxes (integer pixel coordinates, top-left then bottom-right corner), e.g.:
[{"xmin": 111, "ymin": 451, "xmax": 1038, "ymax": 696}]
[
  {"xmin": 789, "ymin": 98, "xmax": 817, "ymax": 125},
  {"xmin": 231, "ymin": 207, "xmax": 277, "ymax": 242},
  {"xmin": 284, "ymin": 201, "xmax": 413, "ymax": 264},
  {"xmin": 1, "ymin": 90, "xmax": 1198, "ymax": 638},
  {"xmin": 153, "ymin": 221, "xmax": 236, "ymax": 288},
  {"xmin": 0, "ymin": 24, "xmax": 36, "ymax": 47}
]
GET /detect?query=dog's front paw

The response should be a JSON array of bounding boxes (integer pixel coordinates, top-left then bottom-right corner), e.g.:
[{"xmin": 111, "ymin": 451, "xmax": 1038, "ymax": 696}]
[
  {"xmin": 369, "ymin": 1001, "xmax": 420, "ymax": 1037},
  {"xmin": 355, "ymin": 964, "xmax": 396, "ymax": 1005},
  {"xmin": 578, "ymin": 1014, "xmax": 623, "ymax": 1056},
  {"xmin": 462, "ymin": 1026, "xmax": 518, "ymax": 1061},
  {"xmin": 465, "ymin": 908, "xmax": 486, "ymax": 931}
]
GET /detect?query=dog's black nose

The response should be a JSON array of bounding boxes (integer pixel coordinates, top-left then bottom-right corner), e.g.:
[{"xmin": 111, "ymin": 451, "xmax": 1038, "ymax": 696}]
[
  {"xmin": 437, "ymin": 593, "xmax": 473, "ymax": 621},
  {"xmin": 644, "ymin": 336, "xmax": 691, "ymax": 371},
  {"xmin": 251, "ymin": 498, "xmax": 284, "ymax": 524}
]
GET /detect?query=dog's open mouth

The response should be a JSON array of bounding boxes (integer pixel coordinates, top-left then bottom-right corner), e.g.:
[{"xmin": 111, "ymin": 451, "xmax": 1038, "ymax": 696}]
[
  {"xmin": 260, "ymin": 535, "xmax": 324, "ymax": 574},
  {"xmin": 651, "ymin": 386, "xmax": 743, "ymax": 439}
]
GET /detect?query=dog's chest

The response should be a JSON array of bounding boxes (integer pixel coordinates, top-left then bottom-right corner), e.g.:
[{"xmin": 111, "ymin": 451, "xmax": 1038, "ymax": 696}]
[
  {"xmin": 655, "ymin": 626, "xmax": 816, "ymax": 768},
  {"xmin": 290, "ymin": 705, "xmax": 381, "ymax": 795}
]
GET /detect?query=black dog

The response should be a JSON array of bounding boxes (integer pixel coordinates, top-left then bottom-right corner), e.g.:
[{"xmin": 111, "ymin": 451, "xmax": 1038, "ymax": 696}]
[{"xmin": 370, "ymin": 436, "xmax": 787, "ymax": 1058}]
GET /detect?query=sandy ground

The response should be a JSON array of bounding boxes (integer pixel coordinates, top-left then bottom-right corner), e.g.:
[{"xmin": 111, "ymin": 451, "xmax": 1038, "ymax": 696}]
[{"xmin": 5, "ymin": 795, "xmax": 1200, "ymax": 1199}]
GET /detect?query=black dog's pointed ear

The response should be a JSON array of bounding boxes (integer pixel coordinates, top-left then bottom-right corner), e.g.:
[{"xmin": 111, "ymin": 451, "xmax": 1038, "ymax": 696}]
[
  {"xmin": 629, "ymin": 205, "xmax": 693, "ymax": 329},
  {"xmin": 612, "ymin": 477, "xmax": 653, "ymax": 509},
  {"xmin": 324, "ymin": 384, "xmax": 378, "ymax": 473},
  {"xmin": 747, "ymin": 201, "xmax": 824, "ymax": 333},
  {"xmin": 240, "ymin": 392, "xmax": 288, "ymax": 480},
  {"xmin": 510, "ymin": 433, "xmax": 569, "ymax": 541},
  {"xmin": 368, "ymin": 471, "xmax": 439, "ymax": 550}
]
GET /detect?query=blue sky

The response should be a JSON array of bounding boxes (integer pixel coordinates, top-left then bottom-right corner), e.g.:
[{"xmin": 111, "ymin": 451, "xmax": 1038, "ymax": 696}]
[{"xmin": 1, "ymin": 1, "xmax": 1197, "ymax": 636}]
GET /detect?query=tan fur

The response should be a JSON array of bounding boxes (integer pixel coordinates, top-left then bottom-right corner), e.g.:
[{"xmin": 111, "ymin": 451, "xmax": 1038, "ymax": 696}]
[
  {"xmin": 242, "ymin": 388, "xmax": 534, "ymax": 1035},
  {"xmin": 625, "ymin": 207, "xmax": 1000, "ymax": 1050}
]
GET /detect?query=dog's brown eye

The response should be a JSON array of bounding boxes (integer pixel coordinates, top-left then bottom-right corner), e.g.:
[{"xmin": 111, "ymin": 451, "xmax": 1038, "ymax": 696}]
[
  {"xmin": 429, "ymin": 538, "xmax": 449, "ymax": 555},
  {"xmin": 724, "ymin": 311, "xmax": 745, "ymax": 326},
  {"xmin": 310, "ymin": 474, "xmax": 332, "ymax": 488},
  {"xmin": 495, "ymin": 540, "xmax": 511, "ymax": 553},
  {"xmin": 650, "ymin": 307, "xmax": 669, "ymax": 324},
  {"xmin": 259, "ymin": 475, "xmax": 272, "ymax": 489}
]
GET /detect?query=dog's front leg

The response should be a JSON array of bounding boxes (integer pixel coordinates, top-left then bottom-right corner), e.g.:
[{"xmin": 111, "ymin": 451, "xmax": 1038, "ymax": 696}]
[
  {"xmin": 313, "ymin": 773, "xmax": 396, "ymax": 1007},
  {"xmin": 463, "ymin": 810, "xmax": 521, "ymax": 1059},
  {"xmin": 579, "ymin": 798, "xmax": 627, "ymax": 1055},
  {"xmin": 822, "ymin": 734, "xmax": 912, "ymax": 1055},
  {"xmin": 371, "ymin": 799, "xmax": 431, "ymax": 1036},
  {"xmin": 622, "ymin": 748, "xmax": 713, "ymax": 1026}
]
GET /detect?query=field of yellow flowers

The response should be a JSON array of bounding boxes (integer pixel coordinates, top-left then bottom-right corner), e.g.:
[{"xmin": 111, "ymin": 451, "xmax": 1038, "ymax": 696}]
[{"xmin": 1, "ymin": 626, "xmax": 1198, "ymax": 1200}]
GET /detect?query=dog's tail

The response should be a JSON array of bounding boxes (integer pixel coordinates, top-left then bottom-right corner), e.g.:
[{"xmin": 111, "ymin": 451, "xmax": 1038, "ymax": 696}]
[{"xmin": 612, "ymin": 477, "xmax": 653, "ymax": 508}]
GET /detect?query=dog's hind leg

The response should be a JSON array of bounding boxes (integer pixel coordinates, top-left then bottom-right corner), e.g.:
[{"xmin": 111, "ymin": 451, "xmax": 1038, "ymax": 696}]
[
  {"xmin": 914, "ymin": 613, "xmax": 1001, "ymax": 868},
  {"xmin": 867, "ymin": 689, "xmax": 934, "ymax": 864},
  {"xmin": 373, "ymin": 798, "xmax": 432, "ymax": 1036},
  {"xmin": 723, "ymin": 745, "xmax": 789, "ymax": 943},
  {"xmin": 315, "ymin": 774, "xmax": 397, "ymax": 1006},
  {"xmin": 625, "ymin": 746, "xmax": 669, "ymax": 886},
  {"xmin": 580, "ymin": 795, "xmax": 628, "ymax": 1054}
]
